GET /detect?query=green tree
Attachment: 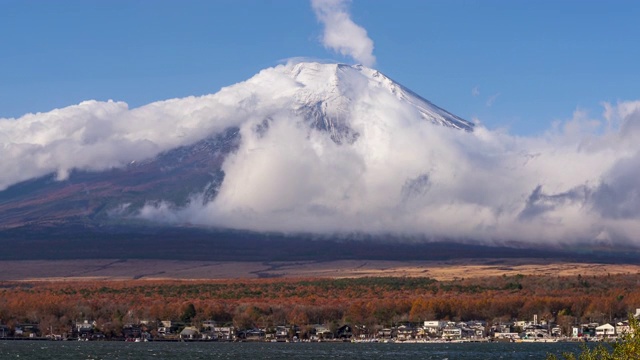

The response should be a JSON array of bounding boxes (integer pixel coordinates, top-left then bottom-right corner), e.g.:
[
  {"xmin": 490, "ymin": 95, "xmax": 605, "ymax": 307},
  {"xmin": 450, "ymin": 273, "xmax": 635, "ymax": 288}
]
[{"xmin": 547, "ymin": 316, "xmax": 640, "ymax": 360}]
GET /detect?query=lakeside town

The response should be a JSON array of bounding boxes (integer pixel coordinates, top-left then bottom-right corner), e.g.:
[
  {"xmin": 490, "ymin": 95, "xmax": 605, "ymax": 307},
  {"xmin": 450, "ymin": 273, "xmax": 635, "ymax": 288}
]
[
  {"xmin": 2, "ymin": 309, "xmax": 638, "ymax": 343},
  {"xmin": 2, "ymin": 273, "xmax": 640, "ymax": 350}
]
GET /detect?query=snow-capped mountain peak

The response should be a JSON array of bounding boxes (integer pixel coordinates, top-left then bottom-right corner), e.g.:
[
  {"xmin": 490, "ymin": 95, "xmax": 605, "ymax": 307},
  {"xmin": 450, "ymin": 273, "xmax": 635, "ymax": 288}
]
[
  {"xmin": 246, "ymin": 61, "xmax": 472, "ymax": 144},
  {"xmin": 284, "ymin": 62, "xmax": 472, "ymax": 133}
]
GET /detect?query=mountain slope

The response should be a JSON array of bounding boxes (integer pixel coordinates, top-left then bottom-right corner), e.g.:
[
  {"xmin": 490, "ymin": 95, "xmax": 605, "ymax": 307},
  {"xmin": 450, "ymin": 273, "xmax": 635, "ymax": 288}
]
[{"xmin": 0, "ymin": 128, "xmax": 239, "ymax": 228}]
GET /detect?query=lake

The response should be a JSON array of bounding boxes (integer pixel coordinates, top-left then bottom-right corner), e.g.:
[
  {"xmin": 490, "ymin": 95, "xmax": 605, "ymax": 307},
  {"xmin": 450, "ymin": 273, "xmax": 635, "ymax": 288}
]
[{"xmin": 0, "ymin": 340, "xmax": 589, "ymax": 359}]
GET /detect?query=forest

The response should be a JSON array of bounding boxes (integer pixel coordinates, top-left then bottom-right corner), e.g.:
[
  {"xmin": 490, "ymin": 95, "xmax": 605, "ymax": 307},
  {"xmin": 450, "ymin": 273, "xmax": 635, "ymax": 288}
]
[{"xmin": 1, "ymin": 273, "xmax": 639, "ymax": 338}]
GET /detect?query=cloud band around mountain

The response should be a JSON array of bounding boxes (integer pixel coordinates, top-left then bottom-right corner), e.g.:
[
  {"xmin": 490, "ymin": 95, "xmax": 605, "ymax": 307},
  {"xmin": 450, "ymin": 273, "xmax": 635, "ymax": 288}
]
[{"xmin": 1, "ymin": 62, "xmax": 640, "ymax": 247}]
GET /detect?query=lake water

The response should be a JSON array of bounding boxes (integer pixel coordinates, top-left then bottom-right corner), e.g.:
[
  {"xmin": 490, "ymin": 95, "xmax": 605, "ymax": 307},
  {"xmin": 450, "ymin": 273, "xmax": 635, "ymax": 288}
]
[{"xmin": 0, "ymin": 341, "xmax": 588, "ymax": 359}]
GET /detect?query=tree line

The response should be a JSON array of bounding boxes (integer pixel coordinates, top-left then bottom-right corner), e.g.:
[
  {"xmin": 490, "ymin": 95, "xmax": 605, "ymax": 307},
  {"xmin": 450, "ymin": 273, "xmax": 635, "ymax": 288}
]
[{"xmin": 0, "ymin": 273, "xmax": 638, "ymax": 337}]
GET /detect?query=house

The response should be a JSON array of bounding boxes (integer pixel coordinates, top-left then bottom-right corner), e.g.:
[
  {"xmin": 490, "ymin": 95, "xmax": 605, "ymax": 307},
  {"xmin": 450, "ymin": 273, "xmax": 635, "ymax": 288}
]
[
  {"xmin": 490, "ymin": 323, "xmax": 513, "ymax": 336},
  {"xmin": 75, "ymin": 320, "xmax": 95, "ymax": 339},
  {"xmin": 313, "ymin": 325, "xmax": 334, "ymax": 339},
  {"xmin": 158, "ymin": 321, "xmax": 179, "ymax": 337},
  {"xmin": 514, "ymin": 320, "xmax": 528, "ymax": 329},
  {"xmin": 275, "ymin": 325, "xmax": 290, "ymax": 341},
  {"xmin": 616, "ymin": 321, "xmax": 631, "ymax": 336},
  {"xmin": 16, "ymin": 324, "xmax": 39, "ymax": 338},
  {"xmin": 415, "ymin": 327, "xmax": 427, "ymax": 339},
  {"xmin": 456, "ymin": 323, "xmax": 478, "ymax": 339},
  {"xmin": 242, "ymin": 328, "xmax": 265, "ymax": 341},
  {"xmin": 377, "ymin": 328, "xmax": 394, "ymax": 339},
  {"xmin": 123, "ymin": 324, "xmax": 142, "ymax": 339},
  {"xmin": 396, "ymin": 324, "xmax": 415, "ymax": 341},
  {"xmin": 423, "ymin": 321, "xmax": 445, "ymax": 336},
  {"xmin": 465, "ymin": 321, "xmax": 486, "ymax": 338},
  {"xmin": 212, "ymin": 326, "xmax": 235, "ymax": 341},
  {"xmin": 336, "ymin": 325, "xmax": 353, "ymax": 339},
  {"xmin": 442, "ymin": 325, "xmax": 462, "ymax": 340},
  {"xmin": 354, "ymin": 324, "xmax": 368, "ymax": 338},
  {"xmin": 200, "ymin": 321, "xmax": 221, "ymax": 340},
  {"xmin": 180, "ymin": 326, "xmax": 200, "ymax": 339},
  {"xmin": 161, "ymin": 320, "xmax": 173, "ymax": 328},
  {"xmin": 523, "ymin": 324, "xmax": 550, "ymax": 339},
  {"xmin": 596, "ymin": 323, "xmax": 616, "ymax": 338}
]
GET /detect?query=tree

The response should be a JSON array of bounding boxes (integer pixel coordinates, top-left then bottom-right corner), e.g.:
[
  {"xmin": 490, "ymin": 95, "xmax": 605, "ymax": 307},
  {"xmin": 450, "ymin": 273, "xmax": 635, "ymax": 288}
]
[
  {"xmin": 547, "ymin": 316, "xmax": 640, "ymax": 360},
  {"xmin": 181, "ymin": 303, "xmax": 197, "ymax": 323}
]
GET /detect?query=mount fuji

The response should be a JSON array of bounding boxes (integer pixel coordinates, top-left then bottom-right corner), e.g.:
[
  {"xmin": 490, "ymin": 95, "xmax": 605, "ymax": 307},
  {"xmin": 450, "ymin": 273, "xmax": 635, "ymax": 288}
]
[
  {"xmin": 0, "ymin": 62, "xmax": 473, "ymax": 231},
  {"xmin": 2, "ymin": 61, "xmax": 638, "ymax": 262}
]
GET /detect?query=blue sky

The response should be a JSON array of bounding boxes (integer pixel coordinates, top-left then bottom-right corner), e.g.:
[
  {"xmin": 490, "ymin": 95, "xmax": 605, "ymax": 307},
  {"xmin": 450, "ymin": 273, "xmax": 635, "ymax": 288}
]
[{"xmin": 1, "ymin": 0, "xmax": 638, "ymax": 135}]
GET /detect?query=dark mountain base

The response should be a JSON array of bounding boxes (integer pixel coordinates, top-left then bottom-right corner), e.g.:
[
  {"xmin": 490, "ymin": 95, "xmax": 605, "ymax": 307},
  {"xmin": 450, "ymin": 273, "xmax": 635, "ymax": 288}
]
[{"xmin": 0, "ymin": 224, "xmax": 638, "ymax": 264}]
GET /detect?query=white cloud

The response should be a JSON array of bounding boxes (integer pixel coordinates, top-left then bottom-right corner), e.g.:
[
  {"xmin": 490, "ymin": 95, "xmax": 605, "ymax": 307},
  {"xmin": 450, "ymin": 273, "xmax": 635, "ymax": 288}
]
[
  {"xmin": 2, "ymin": 62, "xmax": 640, "ymax": 248},
  {"xmin": 311, "ymin": 0, "xmax": 376, "ymax": 67},
  {"xmin": 0, "ymin": 74, "xmax": 296, "ymax": 191},
  {"xmin": 471, "ymin": 86, "xmax": 480, "ymax": 97},
  {"xmin": 137, "ymin": 65, "xmax": 640, "ymax": 247}
]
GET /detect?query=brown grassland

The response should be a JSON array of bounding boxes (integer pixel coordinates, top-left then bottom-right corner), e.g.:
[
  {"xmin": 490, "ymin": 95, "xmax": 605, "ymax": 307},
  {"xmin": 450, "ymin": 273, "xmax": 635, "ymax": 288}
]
[{"xmin": 0, "ymin": 258, "xmax": 639, "ymax": 281}]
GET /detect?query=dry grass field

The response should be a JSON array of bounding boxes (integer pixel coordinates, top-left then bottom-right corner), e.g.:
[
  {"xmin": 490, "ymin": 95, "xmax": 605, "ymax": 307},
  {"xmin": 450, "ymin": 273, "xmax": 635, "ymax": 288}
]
[{"xmin": 1, "ymin": 258, "xmax": 639, "ymax": 281}]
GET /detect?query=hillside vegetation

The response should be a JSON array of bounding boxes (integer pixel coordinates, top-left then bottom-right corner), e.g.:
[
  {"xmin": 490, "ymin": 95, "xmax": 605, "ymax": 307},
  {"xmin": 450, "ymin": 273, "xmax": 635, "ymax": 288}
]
[{"xmin": 1, "ymin": 273, "xmax": 639, "ymax": 336}]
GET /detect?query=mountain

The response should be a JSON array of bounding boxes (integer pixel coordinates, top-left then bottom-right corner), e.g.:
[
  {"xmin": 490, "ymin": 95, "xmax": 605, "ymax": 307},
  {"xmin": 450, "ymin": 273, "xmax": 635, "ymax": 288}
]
[
  {"xmin": 0, "ymin": 62, "xmax": 472, "ymax": 231},
  {"xmin": 2, "ymin": 62, "xmax": 638, "ymax": 262}
]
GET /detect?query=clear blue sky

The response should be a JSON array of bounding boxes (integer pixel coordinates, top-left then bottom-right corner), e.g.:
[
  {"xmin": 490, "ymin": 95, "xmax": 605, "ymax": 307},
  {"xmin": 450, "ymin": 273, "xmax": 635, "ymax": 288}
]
[{"xmin": 1, "ymin": 0, "xmax": 638, "ymax": 135}]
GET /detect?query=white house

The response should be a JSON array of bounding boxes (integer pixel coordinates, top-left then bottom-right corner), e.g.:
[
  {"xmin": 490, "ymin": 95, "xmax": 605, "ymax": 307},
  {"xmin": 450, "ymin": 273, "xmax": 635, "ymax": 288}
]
[
  {"xmin": 514, "ymin": 320, "xmax": 528, "ymax": 328},
  {"xmin": 423, "ymin": 321, "xmax": 445, "ymax": 335},
  {"xmin": 442, "ymin": 326, "xmax": 462, "ymax": 340},
  {"xmin": 423, "ymin": 321, "xmax": 445, "ymax": 329},
  {"xmin": 180, "ymin": 326, "xmax": 200, "ymax": 339},
  {"xmin": 75, "ymin": 320, "xmax": 96, "ymax": 332},
  {"xmin": 595, "ymin": 323, "xmax": 615, "ymax": 338},
  {"xmin": 212, "ymin": 326, "xmax": 235, "ymax": 341},
  {"xmin": 396, "ymin": 324, "xmax": 414, "ymax": 340}
]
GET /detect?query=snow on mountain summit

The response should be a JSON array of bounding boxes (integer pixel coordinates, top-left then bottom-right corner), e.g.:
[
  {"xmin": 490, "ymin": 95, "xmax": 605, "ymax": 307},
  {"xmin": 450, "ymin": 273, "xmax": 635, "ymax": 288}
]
[
  {"xmin": 281, "ymin": 62, "xmax": 474, "ymax": 133},
  {"xmin": 230, "ymin": 61, "xmax": 472, "ymax": 144}
]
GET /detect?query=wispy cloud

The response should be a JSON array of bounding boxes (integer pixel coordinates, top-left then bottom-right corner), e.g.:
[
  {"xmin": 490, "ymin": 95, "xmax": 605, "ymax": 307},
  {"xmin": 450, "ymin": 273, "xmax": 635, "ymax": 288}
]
[
  {"xmin": 486, "ymin": 92, "xmax": 501, "ymax": 107},
  {"xmin": 311, "ymin": 0, "xmax": 376, "ymax": 67},
  {"xmin": 471, "ymin": 86, "xmax": 480, "ymax": 97}
]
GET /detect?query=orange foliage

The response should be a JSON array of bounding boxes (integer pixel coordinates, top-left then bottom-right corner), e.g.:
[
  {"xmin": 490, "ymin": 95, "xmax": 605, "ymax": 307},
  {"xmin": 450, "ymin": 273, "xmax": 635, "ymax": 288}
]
[{"xmin": 0, "ymin": 273, "xmax": 639, "ymax": 333}]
